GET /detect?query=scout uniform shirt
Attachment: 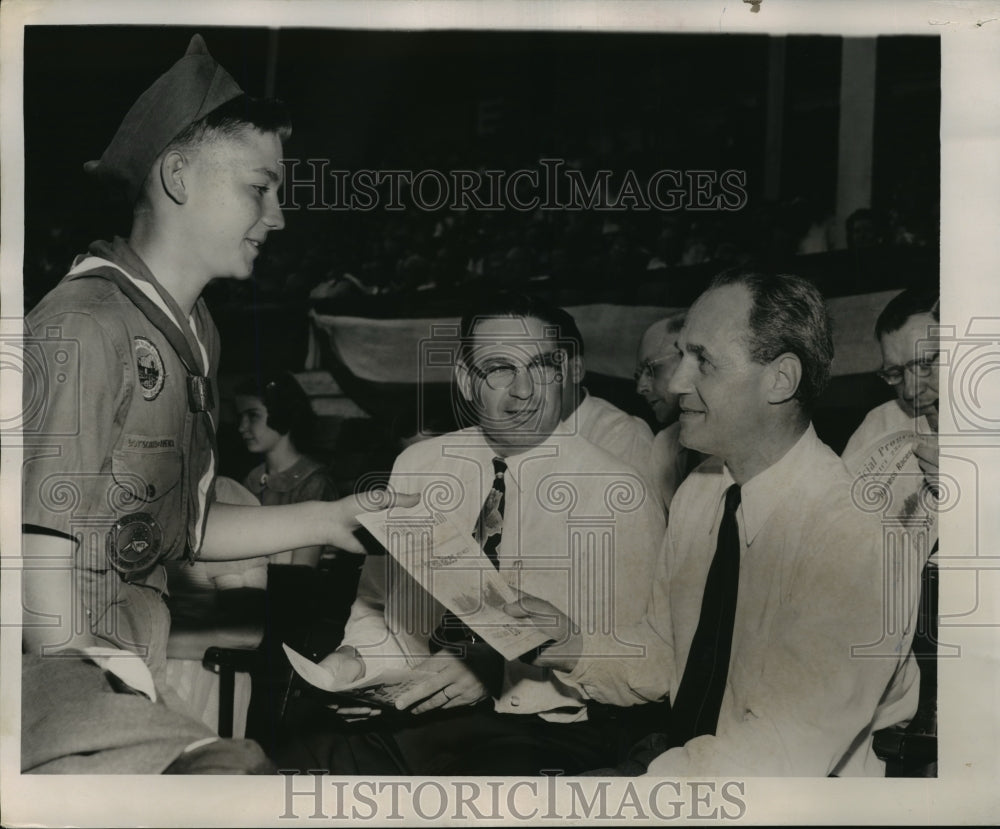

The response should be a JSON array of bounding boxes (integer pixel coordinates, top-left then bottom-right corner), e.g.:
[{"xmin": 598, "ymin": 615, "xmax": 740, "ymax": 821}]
[{"xmin": 22, "ymin": 238, "xmax": 219, "ymax": 668}]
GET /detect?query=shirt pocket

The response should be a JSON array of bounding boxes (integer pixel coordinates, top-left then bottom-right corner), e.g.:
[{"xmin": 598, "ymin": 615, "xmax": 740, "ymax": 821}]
[{"xmin": 111, "ymin": 440, "xmax": 184, "ymax": 558}]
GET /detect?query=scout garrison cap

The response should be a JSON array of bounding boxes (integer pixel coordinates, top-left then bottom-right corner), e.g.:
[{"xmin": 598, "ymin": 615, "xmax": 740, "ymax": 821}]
[{"xmin": 84, "ymin": 34, "xmax": 244, "ymax": 203}]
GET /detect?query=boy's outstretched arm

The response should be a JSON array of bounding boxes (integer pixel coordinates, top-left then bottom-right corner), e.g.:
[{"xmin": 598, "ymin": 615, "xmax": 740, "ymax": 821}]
[{"xmin": 199, "ymin": 490, "xmax": 419, "ymax": 560}]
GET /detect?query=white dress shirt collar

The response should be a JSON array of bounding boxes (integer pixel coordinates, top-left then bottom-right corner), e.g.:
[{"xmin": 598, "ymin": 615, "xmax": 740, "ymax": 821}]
[
  {"xmin": 720, "ymin": 423, "xmax": 819, "ymax": 546},
  {"xmin": 451, "ymin": 427, "xmax": 574, "ymax": 494}
]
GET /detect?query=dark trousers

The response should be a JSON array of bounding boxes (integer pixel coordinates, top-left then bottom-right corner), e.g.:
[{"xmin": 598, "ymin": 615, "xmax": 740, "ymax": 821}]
[
  {"xmin": 580, "ymin": 731, "xmax": 675, "ymax": 776},
  {"xmin": 276, "ymin": 698, "xmax": 671, "ymax": 776}
]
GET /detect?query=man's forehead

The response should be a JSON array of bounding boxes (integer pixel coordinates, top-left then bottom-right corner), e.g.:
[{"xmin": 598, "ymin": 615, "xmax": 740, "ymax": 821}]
[
  {"xmin": 679, "ymin": 284, "xmax": 752, "ymax": 351},
  {"xmin": 467, "ymin": 317, "xmax": 559, "ymax": 364},
  {"xmin": 638, "ymin": 323, "xmax": 671, "ymax": 359},
  {"xmin": 472, "ymin": 315, "xmax": 556, "ymax": 340},
  {"xmin": 469, "ymin": 340, "xmax": 552, "ymax": 366}
]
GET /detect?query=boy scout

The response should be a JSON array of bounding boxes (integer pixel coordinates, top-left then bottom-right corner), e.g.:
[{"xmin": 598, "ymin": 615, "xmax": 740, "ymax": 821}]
[{"xmin": 20, "ymin": 35, "xmax": 412, "ymax": 774}]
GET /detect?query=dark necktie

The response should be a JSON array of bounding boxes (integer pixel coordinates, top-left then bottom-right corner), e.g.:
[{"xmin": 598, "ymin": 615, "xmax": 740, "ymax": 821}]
[
  {"xmin": 430, "ymin": 457, "xmax": 508, "ymax": 681},
  {"xmin": 474, "ymin": 457, "xmax": 507, "ymax": 569},
  {"xmin": 668, "ymin": 483, "xmax": 742, "ymax": 747}
]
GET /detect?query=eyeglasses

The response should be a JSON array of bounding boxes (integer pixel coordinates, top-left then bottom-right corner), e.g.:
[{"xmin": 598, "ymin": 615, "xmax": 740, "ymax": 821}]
[
  {"xmin": 633, "ymin": 354, "xmax": 678, "ymax": 384},
  {"xmin": 471, "ymin": 352, "xmax": 565, "ymax": 390},
  {"xmin": 876, "ymin": 350, "xmax": 940, "ymax": 386}
]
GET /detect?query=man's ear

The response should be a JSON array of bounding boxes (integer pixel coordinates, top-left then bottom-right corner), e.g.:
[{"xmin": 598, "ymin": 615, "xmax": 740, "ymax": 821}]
[
  {"xmin": 455, "ymin": 359, "xmax": 474, "ymax": 403},
  {"xmin": 564, "ymin": 354, "xmax": 585, "ymax": 385},
  {"xmin": 767, "ymin": 352, "xmax": 802, "ymax": 404},
  {"xmin": 158, "ymin": 150, "xmax": 190, "ymax": 205}
]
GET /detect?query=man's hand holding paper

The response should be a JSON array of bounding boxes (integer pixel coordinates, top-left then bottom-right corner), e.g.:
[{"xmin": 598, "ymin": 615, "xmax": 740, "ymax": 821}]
[
  {"xmin": 315, "ymin": 649, "xmax": 382, "ymax": 719},
  {"xmin": 355, "ymin": 505, "xmax": 552, "ymax": 660},
  {"xmin": 284, "ymin": 644, "xmax": 436, "ymax": 711}
]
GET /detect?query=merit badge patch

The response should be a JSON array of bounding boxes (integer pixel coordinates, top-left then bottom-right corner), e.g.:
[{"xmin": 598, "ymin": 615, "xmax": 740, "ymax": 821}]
[
  {"xmin": 134, "ymin": 336, "xmax": 165, "ymax": 401},
  {"xmin": 106, "ymin": 512, "xmax": 163, "ymax": 576}
]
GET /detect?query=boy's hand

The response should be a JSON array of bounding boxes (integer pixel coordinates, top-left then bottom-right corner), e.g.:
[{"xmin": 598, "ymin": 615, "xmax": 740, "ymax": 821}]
[{"xmin": 323, "ymin": 489, "xmax": 420, "ymax": 552}]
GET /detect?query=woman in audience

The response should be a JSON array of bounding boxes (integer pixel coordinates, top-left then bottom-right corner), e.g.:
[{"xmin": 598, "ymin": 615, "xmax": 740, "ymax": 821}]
[{"xmin": 235, "ymin": 372, "xmax": 338, "ymax": 567}]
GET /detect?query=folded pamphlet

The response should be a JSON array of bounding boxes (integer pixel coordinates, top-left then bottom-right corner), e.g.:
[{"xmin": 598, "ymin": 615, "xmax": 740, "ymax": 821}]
[
  {"xmin": 283, "ymin": 644, "xmax": 435, "ymax": 709},
  {"xmin": 355, "ymin": 505, "xmax": 553, "ymax": 661}
]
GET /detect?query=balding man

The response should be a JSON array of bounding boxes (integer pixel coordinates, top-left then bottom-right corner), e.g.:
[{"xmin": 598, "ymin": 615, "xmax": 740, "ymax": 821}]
[
  {"xmin": 634, "ymin": 313, "xmax": 704, "ymax": 514},
  {"xmin": 514, "ymin": 272, "xmax": 926, "ymax": 777}
]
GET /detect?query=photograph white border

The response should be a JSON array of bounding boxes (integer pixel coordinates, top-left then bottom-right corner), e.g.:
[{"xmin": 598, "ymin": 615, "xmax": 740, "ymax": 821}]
[{"xmin": 2, "ymin": 1, "xmax": 998, "ymax": 825}]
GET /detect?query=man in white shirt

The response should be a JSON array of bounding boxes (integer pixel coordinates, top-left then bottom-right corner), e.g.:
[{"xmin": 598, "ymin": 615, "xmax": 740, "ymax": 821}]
[
  {"xmin": 842, "ymin": 286, "xmax": 940, "ymax": 528},
  {"xmin": 633, "ymin": 312, "xmax": 704, "ymax": 514},
  {"xmin": 278, "ymin": 292, "xmax": 666, "ymax": 775},
  {"xmin": 575, "ymin": 391, "xmax": 655, "ymax": 486},
  {"xmin": 513, "ymin": 272, "xmax": 926, "ymax": 776},
  {"xmin": 841, "ymin": 287, "xmax": 940, "ymax": 776}
]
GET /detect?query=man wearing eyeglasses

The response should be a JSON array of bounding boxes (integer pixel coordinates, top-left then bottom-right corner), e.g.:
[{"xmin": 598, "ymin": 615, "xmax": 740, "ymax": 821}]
[
  {"xmin": 635, "ymin": 314, "xmax": 685, "ymax": 426},
  {"xmin": 279, "ymin": 293, "xmax": 666, "ymax": 775},
  {"xmin": 634, "ymin": 313, "xmax": 705, "ymax": 514},
  {"xmin": 840, "ymin": 286, "xmax": 940, "ymax": 777},
  {"xmin": 842, "ymin": 287, "xmax": 940, "ymax": 524}
]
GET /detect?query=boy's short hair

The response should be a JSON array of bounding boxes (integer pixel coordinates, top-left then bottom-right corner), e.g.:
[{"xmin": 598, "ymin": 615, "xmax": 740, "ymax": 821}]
[{"xmin": 166, "ymin": 94, "xmax": 292, "ymax": 153}]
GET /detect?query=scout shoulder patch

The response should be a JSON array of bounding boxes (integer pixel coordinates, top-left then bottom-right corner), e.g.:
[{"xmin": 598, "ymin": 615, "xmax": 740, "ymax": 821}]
[{"xmin": 134, "ymin": 336, "xmax": 165, "ymax": 400}]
